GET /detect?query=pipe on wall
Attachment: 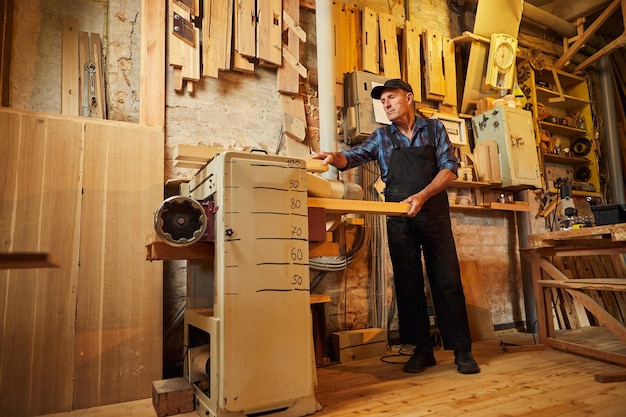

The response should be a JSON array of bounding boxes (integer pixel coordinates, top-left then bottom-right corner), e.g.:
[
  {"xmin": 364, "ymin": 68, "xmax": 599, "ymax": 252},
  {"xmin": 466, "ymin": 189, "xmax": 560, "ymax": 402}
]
[
  {"xmin": 522, "ymin": 3, "xmax": 577, "ymax": 37},
  {"xmin": 315, "ymin": 0, "xmax": 338, "ymax": 180},
  {"xmin": 599, "ymin": 55, "xmax": 626, "ymax": 203}
]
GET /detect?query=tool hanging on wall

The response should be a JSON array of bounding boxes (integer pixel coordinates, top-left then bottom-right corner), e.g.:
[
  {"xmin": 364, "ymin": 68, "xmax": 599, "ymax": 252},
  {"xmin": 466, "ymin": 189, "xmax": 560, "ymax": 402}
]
[{"xmin": 78, "ymin": 31, "xmax": 105, "ymax": 118}]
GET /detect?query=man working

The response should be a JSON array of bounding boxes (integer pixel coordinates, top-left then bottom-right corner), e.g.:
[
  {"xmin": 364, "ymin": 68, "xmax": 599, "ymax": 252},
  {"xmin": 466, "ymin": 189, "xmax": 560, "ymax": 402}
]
[{"xmin": 309, "ymin": 79, "xmax": 480, "ymax": 374}]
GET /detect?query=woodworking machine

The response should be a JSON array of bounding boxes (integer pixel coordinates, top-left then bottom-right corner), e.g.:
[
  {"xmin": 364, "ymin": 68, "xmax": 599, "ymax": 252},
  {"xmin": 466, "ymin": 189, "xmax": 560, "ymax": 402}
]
[
  {"xmin": 152, "ymin": 151, "xmax": 409, "ymax": 417},
  {"xmin": 155, "ymin": 151, "xmax": 319, "ymax": 417}
]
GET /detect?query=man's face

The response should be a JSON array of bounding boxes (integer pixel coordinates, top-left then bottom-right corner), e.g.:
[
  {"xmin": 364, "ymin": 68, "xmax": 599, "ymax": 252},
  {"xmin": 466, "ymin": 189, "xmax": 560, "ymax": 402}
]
[{"xmin": 379, "ymin": 89, "xmax": 412, "ymax": 122}]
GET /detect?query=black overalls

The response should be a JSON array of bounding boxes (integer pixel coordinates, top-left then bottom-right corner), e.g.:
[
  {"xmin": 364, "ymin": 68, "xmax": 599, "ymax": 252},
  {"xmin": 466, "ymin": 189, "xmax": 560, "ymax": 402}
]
[{"xmin": 384, "ymin": 122, "xmax": 472, "ymax": 351}]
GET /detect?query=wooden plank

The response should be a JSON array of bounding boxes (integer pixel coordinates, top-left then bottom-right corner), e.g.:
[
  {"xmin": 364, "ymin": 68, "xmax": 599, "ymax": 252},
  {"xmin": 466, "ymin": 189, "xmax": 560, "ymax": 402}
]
[
  {"xmin": 62, "ymin": 16, "xmax": 80, "ymax": 116},
  {"xmin": 140, "ymin": 0, "xmax": 166, "ymax": 126},
  {"xmin": 256, "ymin": 0, "xmax": 282, "ymax": 66},
  {"xmin": 595, "ymin": 370, "xmax": 626, "ymax": 383},
  {"xmin": 305, "ymin": 158, "xmax": 329, "ymax": 173},
  {"xmin": 538, "ymin": 279, "xmax": 626, "ymax": 291},
  {"xmin": 403, "ymin": 20, "xmax": 421, "ymax": 102},
  {"xmin": 332, "ymin": 2, "xmax": 351, "ymax": 82},
  {"xmin": 202, "ymin": 0, "xmax": 231, "ymax": 78},
  {"xmin": 174, "ymin": 144, "xmax": 226, "ymax": 163},
  {"xmin": 423, "ymin": 30, "xmax": 445, "ymax": 100},
  {"xmin": 459, "ymin": 260, "xmax": 496, "ymax": 341},
  {"xmin": 442, "ymin": 35, "xmax": 457, "ymax": 108},
  {"xmin": 277, "ymin": 0, "xmax": 303, "ymax": 94},
  {"xmin": 308, "ymin": 197, "xmax": 409, "ymax": 216},
  {"xmin": 362, "ymin": 7, "xmax": 378, "ymax": 74},
  {"xmin": 280, "ymin": 93, "xmax": 307, "ymax": 142},
  {"xmin": 74, "ymin": 120, "xmax": 163, "ymax": 408},
  {"xmin": 378, "ymin": 13, "xmax": 400, "ymax": 78},
  {"xmin": 235, "ymin": 0, "xmax": 256, "ymax": 58},
  {"xmin": 339, "ymin": 3, "xmax": 359, "ymax": 77}
]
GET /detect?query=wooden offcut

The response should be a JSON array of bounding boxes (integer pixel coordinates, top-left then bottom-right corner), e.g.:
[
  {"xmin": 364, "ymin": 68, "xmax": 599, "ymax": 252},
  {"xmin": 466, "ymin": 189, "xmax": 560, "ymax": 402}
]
[
  {"xmin": 235, "ymin": 0, "xmax": 256, "ymax": 58},
  {"xmin": 459, "ymin": 260, "xmax": 496, "ymax": 341},
  {"xmin": 332, "ymin": 2, "xmax": 359, "ymax": 82},
  {"xmin": 442, "ymin": 35, "xmax": 457, "ymax": 109},
  {"xmin": 169, "ymin": 1, "xmax": 200, "ymax": 91},
  {"xmin": 362, "ymin": 7, "xmax": 378, "ymax": 74},
  {"xmin": 424, "ymin": 30, "xmax": 445, "ymax": 101},
  {"xmin": 256, "ymin": 0, "xmax": 282, "ymax": 66},
  {"xmin": 378, "ymin": 13, "xmax": 400, "ymax": 78},
  {"xmin": 280, "ymin": 93, "xmax": 307, "ymax": 142},
  {"xmin": 152, "ymin": 378, "xmax": 194, "ymax": 417},
  {"xmin": 332, "ymin": 328, "xmax": 387, "ymax": 362},
  {"xmin": 403, "ymin": 20, "xmax": 422, "ymax": 102},
  {"xmin": 203, "ymin": 0, "xmax": 232, "ymax": 78}
]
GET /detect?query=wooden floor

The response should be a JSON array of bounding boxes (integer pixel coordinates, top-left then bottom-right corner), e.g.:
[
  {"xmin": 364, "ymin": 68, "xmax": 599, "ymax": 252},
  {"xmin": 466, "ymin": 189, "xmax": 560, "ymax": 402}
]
[{"xmin": 38, "ymin": 330, "xmax": 626, "ymax": 417}]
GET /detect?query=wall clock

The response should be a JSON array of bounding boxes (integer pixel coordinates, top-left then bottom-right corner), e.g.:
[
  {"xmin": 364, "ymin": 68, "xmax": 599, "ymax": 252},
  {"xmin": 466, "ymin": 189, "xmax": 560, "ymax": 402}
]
[{"xmin": 485, "ymin": 33, "xmax": 518, "ymax": 90}]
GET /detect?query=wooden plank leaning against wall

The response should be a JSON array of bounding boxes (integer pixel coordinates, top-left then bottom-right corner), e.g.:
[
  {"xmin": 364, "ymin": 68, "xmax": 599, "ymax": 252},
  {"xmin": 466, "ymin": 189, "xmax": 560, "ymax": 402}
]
[{"xmin": 0, "ymin": 108, "xmax": 164, "ymax": 416}]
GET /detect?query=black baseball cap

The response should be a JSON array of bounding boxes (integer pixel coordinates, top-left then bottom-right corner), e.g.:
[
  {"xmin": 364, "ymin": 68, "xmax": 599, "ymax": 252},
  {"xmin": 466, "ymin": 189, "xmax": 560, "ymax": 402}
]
[{"xmin": 371, "ymin": 79, "xmax": 413, "ymax": 99}]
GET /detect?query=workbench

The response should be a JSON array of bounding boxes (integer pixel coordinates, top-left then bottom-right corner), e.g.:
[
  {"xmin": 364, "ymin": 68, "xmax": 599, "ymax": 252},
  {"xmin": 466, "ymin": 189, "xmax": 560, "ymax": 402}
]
[{"xmin": 523, "ymin": 223, "xmax": 626, "ymax": 371}]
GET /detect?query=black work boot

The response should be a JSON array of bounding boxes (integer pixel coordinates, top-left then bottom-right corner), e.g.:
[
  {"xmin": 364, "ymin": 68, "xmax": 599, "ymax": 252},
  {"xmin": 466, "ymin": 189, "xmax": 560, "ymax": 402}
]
[
  {"xmin": 454, "ymin": 350, "xmax": 480, "ymax": 374},
  {"xmin": 403, "ymin": 346, "xmax": 436, "ymax": 373}
]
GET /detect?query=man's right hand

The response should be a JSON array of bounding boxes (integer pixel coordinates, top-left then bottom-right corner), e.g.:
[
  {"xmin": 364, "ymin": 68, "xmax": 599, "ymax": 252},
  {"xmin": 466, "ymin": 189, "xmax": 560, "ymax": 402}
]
[{"xmin": 307, "ymin": 151, "xmax": 348, "ymax": 169}]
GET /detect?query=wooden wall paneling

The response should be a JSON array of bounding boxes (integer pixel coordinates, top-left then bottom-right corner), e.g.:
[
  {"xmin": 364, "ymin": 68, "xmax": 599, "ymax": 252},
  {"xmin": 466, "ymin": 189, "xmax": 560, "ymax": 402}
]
[
  {"xmin": 257, "ymin": 0, "xmax": 282, "ymax": 66},
  {"xmin": 74, "ymin": 120, "xmax": 163, "ymax": 409},
  {"xmin": 62, "ymin": 17, "xmax": 80, "ymax": 116},
  {"xmin": 403, "ymin": 20, "xmax": 421, "ymax": 102},
  {"xmin": 378, "ymin": 13, "xmax": 400, "ymax": 78},
  {"xmin": 0, "ymin": 110, "xmax": 83, "ymax": 416},
  {"xmin": 362, "ymin": 7, "xmax": 378, "ymax": 75},
  {"xmin": 277, "ymin": 0, "xmax": 302, "ymax": 94},
  {"xmin": 0, "ymin": 109, "xmax": 20, "ymax": 254},
  {"xmin": 2, "ymin": 113, "xmax": 50, "ymax": 416},
  {"xmin": 27, "ymin": 114, "xmax": 84, "ymax": 416},
  {"xmin": 442, "ymin": 35, "xmax": 457, "ymax": 110},
  {"xmin": 140, "ymin": 0, "xmax": 165, "ymax": 126}
]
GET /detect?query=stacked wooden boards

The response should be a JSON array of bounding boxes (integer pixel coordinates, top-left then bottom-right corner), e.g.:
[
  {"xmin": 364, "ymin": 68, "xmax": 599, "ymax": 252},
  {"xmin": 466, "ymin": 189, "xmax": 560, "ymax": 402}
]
[{"xmin": 0, "ymin": 108, "xmax": 163, "ymax": 416}]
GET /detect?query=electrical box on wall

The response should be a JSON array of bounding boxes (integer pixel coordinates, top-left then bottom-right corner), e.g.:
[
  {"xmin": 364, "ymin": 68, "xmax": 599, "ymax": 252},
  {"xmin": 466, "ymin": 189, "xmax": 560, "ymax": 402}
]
[
  {"xmin": 343, "ymin": 71, "xmax": 390, "ymax": 145},
  {"xmin": 472, "ymin": 106, "xmax": 542, "ymax": 189}
]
